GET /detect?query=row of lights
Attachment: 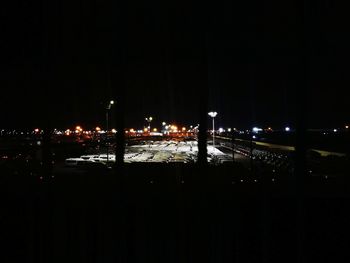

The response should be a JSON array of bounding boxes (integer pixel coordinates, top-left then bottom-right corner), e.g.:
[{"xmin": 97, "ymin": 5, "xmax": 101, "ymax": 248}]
[{"xmin": 19, "ymin": 124, "xmax": 349, "ymax": 136}]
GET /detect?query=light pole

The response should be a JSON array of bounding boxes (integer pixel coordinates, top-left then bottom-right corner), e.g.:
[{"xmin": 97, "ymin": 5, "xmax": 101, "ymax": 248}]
[
  {"xmin": 162, "ymin": 122, "xmax": 166, "ymax": 134},
  {"xmin": 208, "ymin": 112, "xmax": 218, "ymax": 154},
  {"xmin": 145, "ymin": 116, "xmax": 153, "ymax": 134},
  {"xmin": 106, "ymin": 100, "xmax": 115, "ymax": 163}
]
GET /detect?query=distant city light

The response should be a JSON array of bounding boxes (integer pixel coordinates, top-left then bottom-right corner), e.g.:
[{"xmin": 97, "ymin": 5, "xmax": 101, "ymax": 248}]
[
  {"xmin": 110, "ymin": 100, "xmax": 114, "ymax": 105},
  {"xmin": 346, "ymin": 125, "xmax": 349, "ymax": 129},
  {"xmin": 153, "ymin": 128, "xmax": 158, "ymax": 132},
  {"xmin": 219, "ymin": 128, "xmax": 224, "ymax": 133},
  {"xmin": 111, "ymin": 129, "xmax": 117, "ymax": 133},
  {"xmin": 252, "ymin": 135, "xmax": 257, "ymax": 139},
  {"xmin": 182, "ymin": 127, "xmax": 186, "ymax": 131},
  {"xmin": 95, "ymin": 127, "xmax": 101, "ymax": 131},
  {"xmin": 34, "ymin": 128, "xmax": 40, "ymax": 133},
  {"xmin": 252, "ymin": 127, "xmax": 262, "ymax": 133},
  {"xmin": 144, "ymin": 128, "xmax": 148, "ymax": 132},
  {"xmin": 130, "ymin": 128, "xmax": 135, "ymax": 133},
  {"xmin": 285, "ymin": 127, "xmax": 291, "ymax": 132},
  {"xmin": 227, "ymin": 128, "xmax": 232, "ymax": 132},
  {"xmin": 162, "ymin": 122, "xmax": 166, "ymax": 126},
  {"xmin": 333, "ymin": 129, "xmax": 338, "ymax": 133}
]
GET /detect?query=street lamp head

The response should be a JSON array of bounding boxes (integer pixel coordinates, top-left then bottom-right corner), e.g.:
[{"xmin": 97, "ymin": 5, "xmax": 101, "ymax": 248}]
[
  {"xmin": 110, "ymin": 100, "xmax": 115, "ymax": 105},
  {"xmin": 208, "ymin": 112, "xmax": 218, "ymax": 118},
  {"xmin": 149, "ymin": 117, "xmax": 153, "ymax": 121}
]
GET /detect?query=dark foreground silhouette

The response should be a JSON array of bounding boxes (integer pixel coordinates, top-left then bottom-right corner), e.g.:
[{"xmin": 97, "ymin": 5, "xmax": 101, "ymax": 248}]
[{"xmin": 1, "ymin": 163, "xmax": 350, "ymax": 263}]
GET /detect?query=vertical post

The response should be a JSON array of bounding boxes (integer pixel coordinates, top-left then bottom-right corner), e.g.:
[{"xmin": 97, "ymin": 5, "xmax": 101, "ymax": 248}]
[
  {"xmin": 250, "ymin": 133, "xmax": 254, "ymax": 171},
  {"xmin": 212, "ymin": 117, "xmax": 215, "ymax": 154},
  {"xmin": 231, "ymin": 130, "xmax": 235, "ymax": 163},
  {"xmin": 106, "ymin": 109, "xmax": 109, "ymax": 163}
]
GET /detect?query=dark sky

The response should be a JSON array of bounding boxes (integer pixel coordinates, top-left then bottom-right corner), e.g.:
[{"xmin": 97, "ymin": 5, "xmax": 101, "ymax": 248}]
[{"xmin": 1, "ymin": 1, "xmax": 349, "ymax": 129}]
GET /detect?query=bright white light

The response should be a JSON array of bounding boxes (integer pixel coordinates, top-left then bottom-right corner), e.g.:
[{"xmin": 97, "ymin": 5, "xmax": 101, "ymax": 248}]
[
  {"xmin": 285, "ymin": 127, "xmax": 291, "ymax": 132},
  {"xmin": 252, "ymin": 135, "xmax": 256, "ymax": 139},
  {"xmin": 227, "ymin": 128, "xmax": 232, "ymax": 132},
  {"xmin": 333, "ymin": 129, "xmax": 338, "ymax": 133},
  {"xmin": 112, "ymin": 129, "xmax": 117, "ymax": 133},
  {"xmin": 219, "ymin": 128, "xmax": 224, "ymax": 133},
  {"xmin": 110, "ymin": 100, "xmax": 114, "ymax": 105},
  {"xmin": 208, "ymin": 112, "xmax": 218, "ymax": 118},
  {"xmin": 252, "ymin": 127, "xmax": 262, "ymax": 133},
  {"xmin": 162, "ymin": 122, "xmax": 166, "ymax": 126}
]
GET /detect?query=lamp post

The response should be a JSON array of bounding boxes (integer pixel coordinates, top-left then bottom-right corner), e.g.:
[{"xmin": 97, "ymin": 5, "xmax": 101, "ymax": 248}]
[
  {"xmin": 208, "ymin": 112, "xmax": 218, "ymax": 154},
  {"xmin": 145, "ymin": 116, "xmax": 153, "ymax": 134},
  {"xmin": 106, "ymin": 100, "xmax": 115, "ymax": 163}
]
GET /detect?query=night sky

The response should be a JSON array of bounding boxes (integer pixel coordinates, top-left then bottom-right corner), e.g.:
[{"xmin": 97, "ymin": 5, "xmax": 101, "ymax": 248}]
[{"xmin": 1, "ymin": 1, "xmax": 349, "ymax": 130}]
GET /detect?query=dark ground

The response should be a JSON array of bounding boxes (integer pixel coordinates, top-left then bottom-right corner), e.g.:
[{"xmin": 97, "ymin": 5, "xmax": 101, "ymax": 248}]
[{"xmin": 1, "ymin": 164, "xmax": 350, "ymax": 263}]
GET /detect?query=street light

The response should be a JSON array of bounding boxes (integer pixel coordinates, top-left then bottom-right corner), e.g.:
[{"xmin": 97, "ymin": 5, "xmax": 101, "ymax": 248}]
[
  {"xmin": 145, "ymin": 116, "xmax": 153, "ymax": 134},
  {"xmin": 106, "ymin": 100, "xmax": 115, "ymax": 163},
  {"xmin": 208, "ymin": 111, "xmax": 218, "ymax": 154}
]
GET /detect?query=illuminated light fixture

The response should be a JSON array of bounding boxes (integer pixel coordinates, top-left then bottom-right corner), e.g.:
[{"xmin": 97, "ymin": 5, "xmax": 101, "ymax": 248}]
[
  {"xmin": 125, "ymin": 130, "xmax": 129, "ymax": 134},
  {"xmin": 346, "ymin": 125, "xmax": 349, "ymax": 129},
  {"xmin": 285, "ymin": 127, "xmax": 291, "ymax": 132},
  {"xmin": 144, "ymin": 128, "xmax": 148, "ymax": 132},
  {"xmin": 219, "ymin": 128, "xmax": 224, "ymax": 133},
  {"xmin": 76, "ymin": 126, "xmax": 82, "ymax": 131},
  {"xmin": 95, "ymin": 127, "xmax": 101, "ymax": 131},
  {"xmin": 34, "ymin": 128, "xmax": 40, "ymax": 133},
  {"xmin": 162, "ymin": 122, "xmax": 166, "ymax": 126},
  {"xmin": 252, "ymin": 127, "xmax": 262, "ymax": 133},
  {"xmin": 111, "ymin": 129, "xmax": 117, "ymax": 133},
  {"xmin": 252, "ymin": 135, "xmax": 257, "ymax": 139},
  {"xmin": 110, "ymin": 100, "xmax": 114, "ymax": 105},
  {"xmin": 333, "ymin": 129, "xmax": 338, "ymax": 133},
  {"xmin": 153, "ymin": 128, "xmax": 158, "ymax": 132},
  {"xmin": 182, "ymin": 127, "xmax": 186, "ymax": 131},
  {"xmin": 208, "ymin": 111, "xmax": 217, "ymax": 118},
  {"xmin": 130, "ymin": 128, "xmax": 135, "ymax": 133},
  {"xmin": 227, "ymin": 128, "xmax": 232, "ymax": 132}
]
